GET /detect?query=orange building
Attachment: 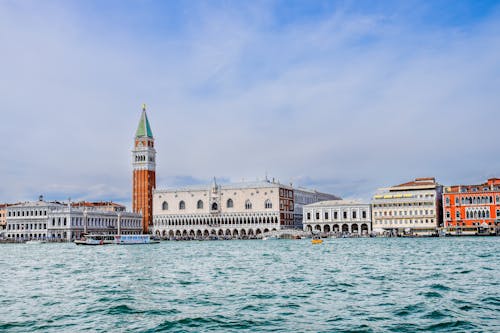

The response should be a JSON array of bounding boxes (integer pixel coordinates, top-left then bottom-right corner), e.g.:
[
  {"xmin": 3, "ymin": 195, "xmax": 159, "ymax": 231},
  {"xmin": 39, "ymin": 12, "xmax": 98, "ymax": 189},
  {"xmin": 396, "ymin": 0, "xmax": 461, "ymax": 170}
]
[
  {"xmin": 443, "ymin": 178, "xmax": 500, "ymax": 235},
  {"xmin": 132, "ymin": 105, "xmax": 156, "ymax": 233}
]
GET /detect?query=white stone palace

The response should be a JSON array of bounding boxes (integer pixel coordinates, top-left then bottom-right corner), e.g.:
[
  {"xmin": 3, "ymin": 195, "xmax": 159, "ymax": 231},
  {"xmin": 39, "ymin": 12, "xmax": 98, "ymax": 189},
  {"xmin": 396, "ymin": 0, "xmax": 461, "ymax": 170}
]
[
  {"xmin": 152, "ymin": 179, "xmax": 294, "ymax": 239},
  {"xmin": 303, "ymin": 200, "xmax": 372, "ymax": 235},
  {"xmin": 5, "ymin": 196, "xmax": 142, "ymax": 241}
]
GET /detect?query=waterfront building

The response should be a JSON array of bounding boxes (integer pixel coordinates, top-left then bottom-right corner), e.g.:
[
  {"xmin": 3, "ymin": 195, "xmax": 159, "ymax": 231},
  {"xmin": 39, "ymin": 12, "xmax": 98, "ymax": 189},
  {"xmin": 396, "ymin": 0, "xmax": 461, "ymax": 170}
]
[
  {"xmin": 152, "ymin": 179, "xmax": 294, "ymax": 239},
  {"xmin": 293, "ymin": 188, "xmax": 341, "ymax": 229},
  {"xmin": 303, "ymin": 200, "xmax": 371, "ymax": 235},
  {"xmin": 5, "ymin": 196, "xmax": 142, "ymax": 241},
  {"xmin": 442, "ymin": 178, "xmax": 500, "ymax": 235},
  {"xmin": 0, "ymin": 203, "xmax": 11, "ymax": 230},
  {"xmin": 132, "ymin": 104, "xmax": 156, "ymax": 234},
  {"xmin": 371, "ymin": 177, "xmax": 443, "ymax": 236}
]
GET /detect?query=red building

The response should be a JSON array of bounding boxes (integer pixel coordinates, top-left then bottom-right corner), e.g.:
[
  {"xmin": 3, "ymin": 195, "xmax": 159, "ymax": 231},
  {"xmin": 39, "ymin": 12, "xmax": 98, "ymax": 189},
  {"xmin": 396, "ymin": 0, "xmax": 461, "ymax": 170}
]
[
  {"xmin": 442, "ymin": 178, "xmax": 500, "ymax": 235},
  {"xmin": 132, "ymin": 105, "xmax": 156, "ymax": 233}
]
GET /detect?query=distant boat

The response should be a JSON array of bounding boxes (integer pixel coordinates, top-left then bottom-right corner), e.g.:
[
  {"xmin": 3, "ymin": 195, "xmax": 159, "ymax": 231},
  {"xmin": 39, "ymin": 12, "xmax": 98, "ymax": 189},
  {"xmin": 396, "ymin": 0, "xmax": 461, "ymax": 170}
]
[
  {"xmin": 25, "ymin": 240, "xmax": 45, "ymax": 244},
  {"xmin": 74, "ymin": 234, "xmax": 159, "ymax": 245},
  {"xmin": 262, "ymin": 235, "xmax": 279, "ymax": 240},
  {"xmin": 311, "ymin": 235, "xmax": 323, "ymax": 244}
]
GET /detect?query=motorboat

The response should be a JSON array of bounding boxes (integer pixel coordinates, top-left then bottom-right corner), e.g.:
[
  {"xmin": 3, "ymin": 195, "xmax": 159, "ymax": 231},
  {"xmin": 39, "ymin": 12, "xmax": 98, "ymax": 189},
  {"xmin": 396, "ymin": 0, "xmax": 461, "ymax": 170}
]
[
  {"xmin": 262, "ymin": 235, "xmax": 279, "ymax": 240},
  {"xmin": 311, "ymin": 235, "xmax": 323, "ymax": 244},
  {"xmin": 25, "ymin": 240, "xmax": 45, "ymax": 244},
  {"xmin": 74, "ymin": 234, "xmax": 160, "ymax": 245}
]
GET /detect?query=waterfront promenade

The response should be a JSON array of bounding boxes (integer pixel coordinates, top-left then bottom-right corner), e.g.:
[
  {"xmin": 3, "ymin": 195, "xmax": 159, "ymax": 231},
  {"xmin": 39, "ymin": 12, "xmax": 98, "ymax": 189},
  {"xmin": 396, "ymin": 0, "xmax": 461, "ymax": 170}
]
[{"xmin": 0, "ymin": 237, "xmax": 498, "ymax": 332}]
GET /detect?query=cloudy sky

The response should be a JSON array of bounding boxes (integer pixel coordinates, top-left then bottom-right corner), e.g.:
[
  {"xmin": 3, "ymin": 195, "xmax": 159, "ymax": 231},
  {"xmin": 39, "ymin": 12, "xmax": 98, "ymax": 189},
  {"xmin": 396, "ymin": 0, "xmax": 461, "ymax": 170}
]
[{"xmin": 1, "ymin": 0, "xmax": 499, "ymax": 208}]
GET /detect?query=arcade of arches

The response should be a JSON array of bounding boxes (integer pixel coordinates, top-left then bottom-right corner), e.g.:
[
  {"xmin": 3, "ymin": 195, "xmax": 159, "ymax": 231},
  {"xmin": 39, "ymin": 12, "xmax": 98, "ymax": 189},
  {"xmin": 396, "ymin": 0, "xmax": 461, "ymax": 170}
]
[
  {"xmin": 153, "ymin": 213, "xmax": 280, "ymax": 238},
  {"xmin": 306, "ymin": 223, "xmax": 371, "ymax": 234}
]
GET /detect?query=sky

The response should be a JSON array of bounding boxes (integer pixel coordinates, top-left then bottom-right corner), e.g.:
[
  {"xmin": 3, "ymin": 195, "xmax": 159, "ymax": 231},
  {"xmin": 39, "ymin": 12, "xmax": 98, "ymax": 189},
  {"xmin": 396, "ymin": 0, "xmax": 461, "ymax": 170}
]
[{"xmin": 1, "ymin": 0, "xmax": 499, "ymax": 208}]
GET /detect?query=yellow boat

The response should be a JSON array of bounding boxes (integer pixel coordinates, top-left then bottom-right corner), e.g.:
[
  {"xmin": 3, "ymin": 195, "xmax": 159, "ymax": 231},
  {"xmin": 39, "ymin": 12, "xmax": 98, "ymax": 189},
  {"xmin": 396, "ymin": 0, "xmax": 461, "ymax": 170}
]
[{"xmin": 311, "ymin": 238, "xmax": 323, "ymax": 244}]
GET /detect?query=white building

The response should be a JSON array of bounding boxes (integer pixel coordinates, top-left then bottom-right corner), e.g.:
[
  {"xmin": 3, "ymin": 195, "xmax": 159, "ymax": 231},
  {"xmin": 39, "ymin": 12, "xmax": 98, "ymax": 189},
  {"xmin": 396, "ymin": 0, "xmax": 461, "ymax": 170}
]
[
  {"xmin": 5, "ymin": 197, "xmax": 142, "ymax": 242},
  {"xmin": 371, "ymin": 177, "xmax": 443, "ymax": 236},
  {"xmin": 303, "ymin": 200, "xmax": 371, "ymax": 235},
  {"xmin": 294, "ymin": 188, "xmax": 341, "ymax": 228},
  {"xmin": 152, "ymin": 179, "xmax": 295, "ymax": 239}
]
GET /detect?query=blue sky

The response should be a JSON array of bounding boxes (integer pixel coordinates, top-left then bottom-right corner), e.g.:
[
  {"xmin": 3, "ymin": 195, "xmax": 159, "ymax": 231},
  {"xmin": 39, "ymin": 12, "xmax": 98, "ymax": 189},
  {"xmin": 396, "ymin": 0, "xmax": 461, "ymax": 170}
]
[{"xmin": 1, "ymin": 0, "xmax": 499, "ymax": 208}]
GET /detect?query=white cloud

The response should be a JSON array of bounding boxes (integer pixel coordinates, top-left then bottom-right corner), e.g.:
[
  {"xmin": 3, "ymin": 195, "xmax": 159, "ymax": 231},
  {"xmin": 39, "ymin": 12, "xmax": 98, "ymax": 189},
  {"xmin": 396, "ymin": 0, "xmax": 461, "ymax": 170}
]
[{"xmin": 0, "ymin": 1, "xmax": 499, "ymax": 206}]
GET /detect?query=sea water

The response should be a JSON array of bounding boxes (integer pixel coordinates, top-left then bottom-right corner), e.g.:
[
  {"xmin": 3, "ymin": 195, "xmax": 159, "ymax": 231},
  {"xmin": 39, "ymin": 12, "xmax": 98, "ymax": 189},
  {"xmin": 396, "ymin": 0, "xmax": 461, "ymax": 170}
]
[{"xmin": 0, "ymin": 237, "xmax": 498, "ymax": 332}]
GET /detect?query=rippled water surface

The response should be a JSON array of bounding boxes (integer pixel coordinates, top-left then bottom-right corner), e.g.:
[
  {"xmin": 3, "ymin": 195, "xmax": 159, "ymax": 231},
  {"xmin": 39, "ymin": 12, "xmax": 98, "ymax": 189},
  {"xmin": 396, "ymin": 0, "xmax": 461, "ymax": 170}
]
[{"xmin": 0, "ymin": 237, "xmax": 499, "ymax": 332}]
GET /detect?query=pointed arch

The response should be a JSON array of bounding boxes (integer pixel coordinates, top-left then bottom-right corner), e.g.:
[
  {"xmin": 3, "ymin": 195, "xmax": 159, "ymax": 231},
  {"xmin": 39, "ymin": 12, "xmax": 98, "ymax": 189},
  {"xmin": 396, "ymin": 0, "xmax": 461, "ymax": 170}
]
[{"xmin": 265, "ymin": 199, "xmax": 272, "ymax": 209}]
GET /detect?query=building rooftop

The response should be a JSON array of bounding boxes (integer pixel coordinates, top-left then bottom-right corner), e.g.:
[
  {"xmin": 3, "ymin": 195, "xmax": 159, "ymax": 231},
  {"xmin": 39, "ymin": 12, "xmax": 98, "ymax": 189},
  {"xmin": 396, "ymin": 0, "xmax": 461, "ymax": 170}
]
[
  {"xmin": 8, "ymin": 200, "xmax": 65, "ymax": 208},
  {"xmin": 71, "ymin": 201, "xmax": 125, "ymax": 208},
  {"xmin": 305, "ymin": 200, "xmax": 366, "ymax": 207},
  {"xmin": 393, "ymin": 177, "xmax": 437, "ymax": 188},
  {"xmin": 444, "ymin": 177, "xmax": 500, "ymax": 193},
  {"xmin": 156, "ymin": 180, "xmax": 290, "ymax": 193}
]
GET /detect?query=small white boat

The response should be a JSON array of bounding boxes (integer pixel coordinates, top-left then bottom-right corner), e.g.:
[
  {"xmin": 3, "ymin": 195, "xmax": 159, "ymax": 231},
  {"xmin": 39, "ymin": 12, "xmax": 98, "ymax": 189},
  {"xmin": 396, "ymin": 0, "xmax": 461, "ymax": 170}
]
[
  {"xmin": 25, "ymin": 240, "xmax": 45, "ymax": 244},
  {"xmin": 262, "ymin": 235, "xmax": 279, "ymax": 240},
  {"xmin": 74, "ymin": 234, "xmax": 159, "ymax": 245}
]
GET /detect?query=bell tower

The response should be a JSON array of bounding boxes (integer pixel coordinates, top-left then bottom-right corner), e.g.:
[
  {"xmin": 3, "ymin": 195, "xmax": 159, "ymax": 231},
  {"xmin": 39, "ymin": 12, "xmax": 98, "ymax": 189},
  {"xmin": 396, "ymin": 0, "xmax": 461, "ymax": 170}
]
[{"xmin": 132, "ymin": 104, "xmax": 156, "ymax": 233}]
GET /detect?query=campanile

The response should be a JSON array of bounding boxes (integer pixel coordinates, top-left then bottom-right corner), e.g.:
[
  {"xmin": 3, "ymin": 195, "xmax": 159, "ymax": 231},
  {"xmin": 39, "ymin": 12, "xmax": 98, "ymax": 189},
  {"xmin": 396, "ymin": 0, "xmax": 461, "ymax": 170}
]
[{"xmin": 132, "ymin": 104, "xmax": 156, "ymax": 233}]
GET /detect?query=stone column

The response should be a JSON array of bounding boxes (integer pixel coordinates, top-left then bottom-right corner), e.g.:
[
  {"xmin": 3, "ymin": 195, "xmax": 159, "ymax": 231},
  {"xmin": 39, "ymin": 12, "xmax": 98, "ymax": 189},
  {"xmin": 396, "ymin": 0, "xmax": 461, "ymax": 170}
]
[{"xmin": 117, "ymin": 212, "xmax": 121, "ymax": 235}]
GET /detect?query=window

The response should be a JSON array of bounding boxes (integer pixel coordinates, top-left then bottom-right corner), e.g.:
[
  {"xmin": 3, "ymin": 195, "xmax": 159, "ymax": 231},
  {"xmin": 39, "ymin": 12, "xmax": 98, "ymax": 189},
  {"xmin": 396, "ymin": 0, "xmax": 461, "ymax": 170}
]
[
  {"xmin": 362, "ymin": 211, "xmax": 367, "ymax": 219},
  {"xmin": 316, "ymin": 212, "xmax": 320, "ymax": 220},
  {"xmin": 456, "ymin": 211, "xmax": 460, "ymax": 219},
  {"xmin": 445, "ymin": 197, "xmax": 450, "ymax": 205},
  {"xmin": 245, "ymin": 200, "xmax": 252, "ymax": 210},
  {"xmin": 197, "ymin": 200, "xmax": 204, "ymax": 209},
  {"xmin": 334, "ymin": 211, "xmax": 338, "ymax": 219},
  {"xmin": 227, "ymin": 199, "xmax": 234, "ymax": 208},
  {"xmin": 179, "ymin": 201, "xmax": 185, "ymax": 210},
  {"xmin": 497, "ymin": 210, "xmax": 500, "ymax": 218},
  {"xmin": 343, "ymin": 211, "xmax": 347, "ymax": 219},
  {"xmin": 325, "ymin": 212, "xmax": 329, "ymax": 220},
  {"xmin": 352, "ymin": 211, "xmax": 357, "ymax": 219},
  {"xmin": 265, "ymin": 200, "xmax": 272, "ymax": 209},
  {"xmin": 162, "ymin": 201, "xmax": 168, "ymax": 210},
  {"xmin": 211, "ymin": 202, "xmax": 218, "ymax": 211},
  {"xmin": 446, "ymin": 211, "xmax": 450, "ymax": 219},
  {"xmin": 307, "ymin": 212, "xmax": 311, "ymax": 220}
]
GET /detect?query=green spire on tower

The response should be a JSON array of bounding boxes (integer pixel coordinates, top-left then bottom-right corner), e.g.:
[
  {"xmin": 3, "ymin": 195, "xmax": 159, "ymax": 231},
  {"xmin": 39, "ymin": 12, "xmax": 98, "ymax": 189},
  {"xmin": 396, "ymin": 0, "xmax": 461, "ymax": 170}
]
[{"xmin": 135, "ymin": 104, "xmax": 153, "ymax": 138}]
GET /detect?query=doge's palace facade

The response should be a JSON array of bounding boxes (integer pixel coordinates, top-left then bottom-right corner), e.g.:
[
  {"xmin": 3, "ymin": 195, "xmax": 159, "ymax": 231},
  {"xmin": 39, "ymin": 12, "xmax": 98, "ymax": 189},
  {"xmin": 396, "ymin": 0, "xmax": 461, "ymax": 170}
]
[{"xmin": 152, "ymin": 179, "xmax": 295, "ymax": 238}]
